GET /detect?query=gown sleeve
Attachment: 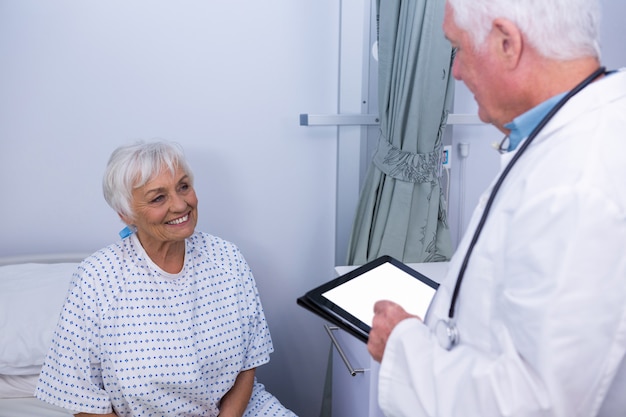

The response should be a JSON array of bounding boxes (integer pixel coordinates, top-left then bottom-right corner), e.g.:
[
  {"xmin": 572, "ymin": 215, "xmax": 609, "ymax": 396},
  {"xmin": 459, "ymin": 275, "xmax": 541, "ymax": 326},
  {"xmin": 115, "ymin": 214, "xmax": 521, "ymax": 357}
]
[
  {"xmin": 35, "ymin": 261, "xmax": 113, "ymax": 414},
  {"xmin": 229, "ymin": 242, "xmax": 274, "ymax": 370}
]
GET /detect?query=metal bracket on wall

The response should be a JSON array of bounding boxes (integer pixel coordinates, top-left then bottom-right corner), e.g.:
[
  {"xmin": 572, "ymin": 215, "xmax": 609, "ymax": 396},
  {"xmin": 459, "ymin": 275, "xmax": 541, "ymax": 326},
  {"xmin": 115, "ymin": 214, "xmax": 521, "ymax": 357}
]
[
  {"xmin": 299, "ymin": 114, "xmax": 380, "ymax": 126},
  {"xmin": 299, "ymin": 113, "xmax": 482, "ymax": 126}
]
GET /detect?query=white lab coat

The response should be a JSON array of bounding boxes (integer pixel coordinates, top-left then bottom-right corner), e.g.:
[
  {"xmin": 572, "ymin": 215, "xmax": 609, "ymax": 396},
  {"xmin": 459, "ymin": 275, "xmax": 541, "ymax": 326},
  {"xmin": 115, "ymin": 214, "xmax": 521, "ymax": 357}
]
[{"xmin": 378, "ymin": 69, "xmax": 626, "ymax": 417}]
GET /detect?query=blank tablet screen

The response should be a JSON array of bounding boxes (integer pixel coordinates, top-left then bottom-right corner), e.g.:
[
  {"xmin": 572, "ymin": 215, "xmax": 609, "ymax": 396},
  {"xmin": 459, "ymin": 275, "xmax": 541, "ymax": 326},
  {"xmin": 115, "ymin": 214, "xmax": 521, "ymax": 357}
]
[{"xmin": 322, "ymin": 261, "xmax": 437, "ymax": 327}]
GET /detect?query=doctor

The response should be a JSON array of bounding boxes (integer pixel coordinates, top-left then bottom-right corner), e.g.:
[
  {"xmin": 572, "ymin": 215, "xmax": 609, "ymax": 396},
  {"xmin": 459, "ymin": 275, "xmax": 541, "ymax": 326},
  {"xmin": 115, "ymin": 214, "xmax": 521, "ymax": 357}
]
[{"xmin": 367, "ymin": 0, "xmax": 626, "ymax": 416}]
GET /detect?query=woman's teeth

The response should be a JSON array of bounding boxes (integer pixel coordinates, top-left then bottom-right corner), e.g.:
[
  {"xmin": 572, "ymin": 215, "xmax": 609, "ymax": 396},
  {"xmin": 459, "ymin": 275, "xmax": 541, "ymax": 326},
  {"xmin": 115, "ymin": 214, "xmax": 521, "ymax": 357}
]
[{"xmin": 167, "ymin": 214, "xmax": 189, "ymax": 225}]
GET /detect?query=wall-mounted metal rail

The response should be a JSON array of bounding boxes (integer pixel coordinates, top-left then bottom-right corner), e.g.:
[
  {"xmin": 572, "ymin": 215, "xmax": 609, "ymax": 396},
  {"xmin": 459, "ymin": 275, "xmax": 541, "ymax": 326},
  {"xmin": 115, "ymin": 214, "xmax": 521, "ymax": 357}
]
[{"xmin": 299, "ymin": 113, "xmax": 482, "ymax": 126}]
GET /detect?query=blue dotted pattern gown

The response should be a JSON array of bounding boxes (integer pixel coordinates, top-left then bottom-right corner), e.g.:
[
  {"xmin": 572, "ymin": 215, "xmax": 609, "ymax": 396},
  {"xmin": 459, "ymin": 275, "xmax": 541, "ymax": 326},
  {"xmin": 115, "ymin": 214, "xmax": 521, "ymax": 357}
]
[{"xmin": 36, "ymin": 232, "xmax": 296, "ymax": 416}]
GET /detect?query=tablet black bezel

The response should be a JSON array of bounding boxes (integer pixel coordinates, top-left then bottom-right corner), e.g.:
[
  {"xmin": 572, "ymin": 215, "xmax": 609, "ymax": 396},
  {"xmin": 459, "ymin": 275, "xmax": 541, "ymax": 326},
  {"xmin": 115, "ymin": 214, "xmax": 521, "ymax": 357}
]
[{"xmin": 300, "ymin": 255, "xmax": 439, "ymax": 342}]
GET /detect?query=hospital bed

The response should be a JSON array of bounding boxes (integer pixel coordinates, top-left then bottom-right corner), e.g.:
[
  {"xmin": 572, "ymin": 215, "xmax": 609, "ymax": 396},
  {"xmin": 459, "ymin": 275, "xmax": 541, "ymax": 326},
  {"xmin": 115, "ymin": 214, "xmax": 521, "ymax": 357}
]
[{"xmin": 0, "ymin": 254, "xmax": 89, "ymax": 417}]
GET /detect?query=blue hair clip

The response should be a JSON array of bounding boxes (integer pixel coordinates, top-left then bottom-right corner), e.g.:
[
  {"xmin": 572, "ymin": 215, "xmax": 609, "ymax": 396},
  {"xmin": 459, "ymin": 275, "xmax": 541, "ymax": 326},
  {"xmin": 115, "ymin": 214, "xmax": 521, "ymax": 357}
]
[{"xmin": 119, "ymin": 225, "xmax": 135, "ymax": 239}]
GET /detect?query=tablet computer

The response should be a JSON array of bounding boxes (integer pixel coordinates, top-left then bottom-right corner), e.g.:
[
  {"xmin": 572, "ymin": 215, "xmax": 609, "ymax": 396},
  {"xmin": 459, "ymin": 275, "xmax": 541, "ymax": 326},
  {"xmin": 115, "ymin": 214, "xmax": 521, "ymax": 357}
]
[{"xmin": 297, "ymin": 255, "xmax": 439, "ymax": 343}]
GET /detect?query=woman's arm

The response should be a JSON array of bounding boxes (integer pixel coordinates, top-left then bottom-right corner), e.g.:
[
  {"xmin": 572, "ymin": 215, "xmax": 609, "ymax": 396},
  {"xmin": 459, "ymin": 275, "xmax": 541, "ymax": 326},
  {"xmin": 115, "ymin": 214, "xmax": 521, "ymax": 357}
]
[{"xmin": 218, "ymin": 368, "xmax": 256, "ymax": 417}]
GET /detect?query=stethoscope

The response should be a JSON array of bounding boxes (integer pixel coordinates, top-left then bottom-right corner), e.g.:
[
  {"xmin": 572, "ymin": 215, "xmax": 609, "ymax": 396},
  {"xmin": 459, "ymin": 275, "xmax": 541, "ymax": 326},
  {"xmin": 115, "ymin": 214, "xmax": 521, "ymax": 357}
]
[{"xmin": 436, "ymin": 66, "xmax": 608, "ymax": 351}]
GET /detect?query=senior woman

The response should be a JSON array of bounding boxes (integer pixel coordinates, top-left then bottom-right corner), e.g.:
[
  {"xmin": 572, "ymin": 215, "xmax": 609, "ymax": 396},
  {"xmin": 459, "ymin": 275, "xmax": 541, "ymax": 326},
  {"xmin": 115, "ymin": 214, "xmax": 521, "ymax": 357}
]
[{"xmin": 35, "ymin": 141, "xmax": 296, "ymax": 417}]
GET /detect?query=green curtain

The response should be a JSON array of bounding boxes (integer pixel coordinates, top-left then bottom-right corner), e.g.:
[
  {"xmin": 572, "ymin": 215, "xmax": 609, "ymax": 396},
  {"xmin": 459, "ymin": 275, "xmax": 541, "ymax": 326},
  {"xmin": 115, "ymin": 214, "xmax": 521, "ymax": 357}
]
[{"xmin": 346, "ymin": 0, "xmax": 455, "ymax": 265}]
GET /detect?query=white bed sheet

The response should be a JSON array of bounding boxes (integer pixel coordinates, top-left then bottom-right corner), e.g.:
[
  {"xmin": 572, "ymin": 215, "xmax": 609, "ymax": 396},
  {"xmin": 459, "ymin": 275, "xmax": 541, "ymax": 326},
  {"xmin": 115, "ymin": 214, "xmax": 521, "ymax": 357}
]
[
  {"xmin": 0, "ymin": 374, "xmax": 38, "ymax": 398},
  {"xmin": 0, "ymin": 397, "xmax": 73, "ymax": 417}
]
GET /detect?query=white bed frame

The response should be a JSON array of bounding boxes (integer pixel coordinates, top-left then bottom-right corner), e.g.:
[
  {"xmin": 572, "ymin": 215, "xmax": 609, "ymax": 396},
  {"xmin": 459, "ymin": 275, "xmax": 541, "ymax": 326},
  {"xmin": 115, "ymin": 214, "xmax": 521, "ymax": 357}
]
[{"xmin": 0, "ymin": 253, "xmax": 91, "ymax": 266}]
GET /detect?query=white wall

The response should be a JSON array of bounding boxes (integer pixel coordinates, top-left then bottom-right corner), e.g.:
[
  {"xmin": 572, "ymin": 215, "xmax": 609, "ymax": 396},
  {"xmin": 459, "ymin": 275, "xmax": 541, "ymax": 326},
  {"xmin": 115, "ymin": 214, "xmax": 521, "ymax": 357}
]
[
  {"xmin": 0, "ymin": 2, "xmax": 343, "ymax": 416},
  {"xmin": 1, "ymin": 0, "xmax": 624, "ymax": 414},
  {"xmin": 446, "ymin": 0, "xmax": 626, "ymax": 247}
]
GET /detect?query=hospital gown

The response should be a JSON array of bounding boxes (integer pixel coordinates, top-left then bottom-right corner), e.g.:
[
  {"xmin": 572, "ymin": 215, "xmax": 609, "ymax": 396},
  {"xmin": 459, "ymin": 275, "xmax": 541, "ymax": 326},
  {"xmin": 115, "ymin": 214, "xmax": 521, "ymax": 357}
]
[{"xmin": 36, "ymin": 232, "xmax": 296, "ymax": 417}]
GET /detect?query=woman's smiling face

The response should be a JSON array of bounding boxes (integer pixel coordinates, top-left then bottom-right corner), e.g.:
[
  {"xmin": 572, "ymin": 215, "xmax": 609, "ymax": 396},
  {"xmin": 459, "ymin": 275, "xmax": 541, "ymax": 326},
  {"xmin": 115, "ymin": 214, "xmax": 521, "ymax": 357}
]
[{"xmin": 123, "ymin": 165, "xmax": 198, "ymax": 248}]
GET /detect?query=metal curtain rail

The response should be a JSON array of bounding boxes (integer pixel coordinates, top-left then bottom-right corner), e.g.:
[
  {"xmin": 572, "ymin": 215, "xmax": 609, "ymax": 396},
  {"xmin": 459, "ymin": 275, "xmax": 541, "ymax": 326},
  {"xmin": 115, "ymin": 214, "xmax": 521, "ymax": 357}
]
[{"xmin": 299, "ymin": 113, "xmax": 482, "ymax": 126}]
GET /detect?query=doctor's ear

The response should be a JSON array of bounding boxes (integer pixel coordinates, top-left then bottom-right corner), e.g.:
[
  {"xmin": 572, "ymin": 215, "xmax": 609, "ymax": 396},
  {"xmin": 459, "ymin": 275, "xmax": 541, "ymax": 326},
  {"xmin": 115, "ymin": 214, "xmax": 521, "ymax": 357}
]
[{"xmin": 491, "ymin": 18, "xmax": 523, "ymax": 69}]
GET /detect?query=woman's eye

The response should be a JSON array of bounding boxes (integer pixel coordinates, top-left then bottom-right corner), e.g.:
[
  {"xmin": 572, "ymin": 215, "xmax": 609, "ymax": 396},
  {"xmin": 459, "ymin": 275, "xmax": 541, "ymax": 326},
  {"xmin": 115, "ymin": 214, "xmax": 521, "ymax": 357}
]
[{"xmin": 151, "ymin": 195, "xmax": 165, "ymax": 203}]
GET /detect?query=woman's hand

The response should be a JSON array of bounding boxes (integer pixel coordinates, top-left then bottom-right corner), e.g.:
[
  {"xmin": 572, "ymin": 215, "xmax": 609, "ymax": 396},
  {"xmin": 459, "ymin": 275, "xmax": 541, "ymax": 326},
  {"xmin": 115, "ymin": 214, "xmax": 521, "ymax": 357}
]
[
  {"xmin": 218, "ymin": 368, "xmax": 256, "ymax": 417},
  {"xmin": 367, "ymin": 300, "xmax": 420, "ymax": 362}
]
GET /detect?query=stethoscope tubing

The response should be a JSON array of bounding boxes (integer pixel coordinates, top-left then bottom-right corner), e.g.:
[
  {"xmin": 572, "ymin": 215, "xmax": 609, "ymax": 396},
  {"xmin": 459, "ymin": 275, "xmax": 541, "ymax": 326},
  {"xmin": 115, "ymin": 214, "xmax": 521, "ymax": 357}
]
[{"xmin": 446, "ymin": 66, "xmax": 608, "ymax": 322}]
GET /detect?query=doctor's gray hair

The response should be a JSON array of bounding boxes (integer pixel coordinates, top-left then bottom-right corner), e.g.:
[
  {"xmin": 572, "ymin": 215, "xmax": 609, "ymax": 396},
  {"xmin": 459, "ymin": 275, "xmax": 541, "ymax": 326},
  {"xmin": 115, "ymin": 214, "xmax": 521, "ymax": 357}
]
[
  {"xmin": 102, "ymin": 140, "xmax": 194, "ymax": 219},
  {"xmin": 447, "ymin": 0, "xmax": 601, "ymax": 60}
]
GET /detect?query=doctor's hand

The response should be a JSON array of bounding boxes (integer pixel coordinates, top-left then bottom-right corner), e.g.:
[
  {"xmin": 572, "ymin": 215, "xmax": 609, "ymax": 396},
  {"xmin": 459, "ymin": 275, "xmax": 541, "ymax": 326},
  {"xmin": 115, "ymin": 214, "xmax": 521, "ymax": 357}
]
[{"xmin": 367, "ymin": 300, "xmax": 421, "ymax": 363}]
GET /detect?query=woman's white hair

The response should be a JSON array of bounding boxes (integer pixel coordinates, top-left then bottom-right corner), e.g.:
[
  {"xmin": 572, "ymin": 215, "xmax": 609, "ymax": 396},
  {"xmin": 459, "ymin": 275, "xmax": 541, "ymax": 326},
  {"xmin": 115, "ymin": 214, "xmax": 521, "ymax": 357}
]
[
  {"xmin": 447, "ymin": 0, "xmax": 601, "ymax": 60},
  {"xmin": 102, "ymin": 140, "xmax": 194, "ymax": 219}
]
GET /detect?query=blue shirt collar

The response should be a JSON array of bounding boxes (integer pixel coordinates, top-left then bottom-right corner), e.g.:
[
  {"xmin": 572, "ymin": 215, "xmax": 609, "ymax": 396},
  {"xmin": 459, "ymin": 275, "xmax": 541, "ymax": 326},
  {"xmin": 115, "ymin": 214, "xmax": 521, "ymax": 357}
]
[{"xmin": 503, "ymin": 92, "xmax": 566, "ymax": 152}]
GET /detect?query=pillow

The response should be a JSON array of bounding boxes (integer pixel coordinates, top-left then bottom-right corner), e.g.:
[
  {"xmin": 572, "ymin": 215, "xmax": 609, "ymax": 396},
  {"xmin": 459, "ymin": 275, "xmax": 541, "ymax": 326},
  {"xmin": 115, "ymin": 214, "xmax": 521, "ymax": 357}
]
[{"xmin": 0, "ymin": 263, "xmax": 78, "ymax": 375}]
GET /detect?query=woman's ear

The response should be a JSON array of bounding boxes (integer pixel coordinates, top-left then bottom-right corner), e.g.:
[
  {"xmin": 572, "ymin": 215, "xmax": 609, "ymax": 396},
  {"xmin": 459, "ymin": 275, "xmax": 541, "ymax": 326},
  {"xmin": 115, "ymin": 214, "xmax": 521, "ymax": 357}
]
[
  {"xmin": 491, "ymin": 18, "xmax": 523, "ymax": 69},
  {"xmin": 118, "ymin": 213, "xmax": 137, "ymax": 238},
  {"xmin": 118, "ymin": 212, "xmax": 133, "ymax": 226}
]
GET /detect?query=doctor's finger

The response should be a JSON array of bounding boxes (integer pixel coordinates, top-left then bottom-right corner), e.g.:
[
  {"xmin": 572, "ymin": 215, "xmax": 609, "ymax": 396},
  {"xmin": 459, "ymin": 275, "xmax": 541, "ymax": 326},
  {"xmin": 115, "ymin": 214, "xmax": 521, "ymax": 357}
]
[{"xmin": 373, "ymin": 299, "xmax": 399, "ymax": 314}]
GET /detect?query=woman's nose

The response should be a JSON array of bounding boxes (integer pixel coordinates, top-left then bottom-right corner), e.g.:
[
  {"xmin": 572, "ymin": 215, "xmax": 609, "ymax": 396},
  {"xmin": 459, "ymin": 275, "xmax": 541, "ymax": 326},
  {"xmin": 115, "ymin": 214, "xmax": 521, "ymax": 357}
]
[{"xmin": 170, "ymin": 193, "xmax": 188, "ymax": 211}]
